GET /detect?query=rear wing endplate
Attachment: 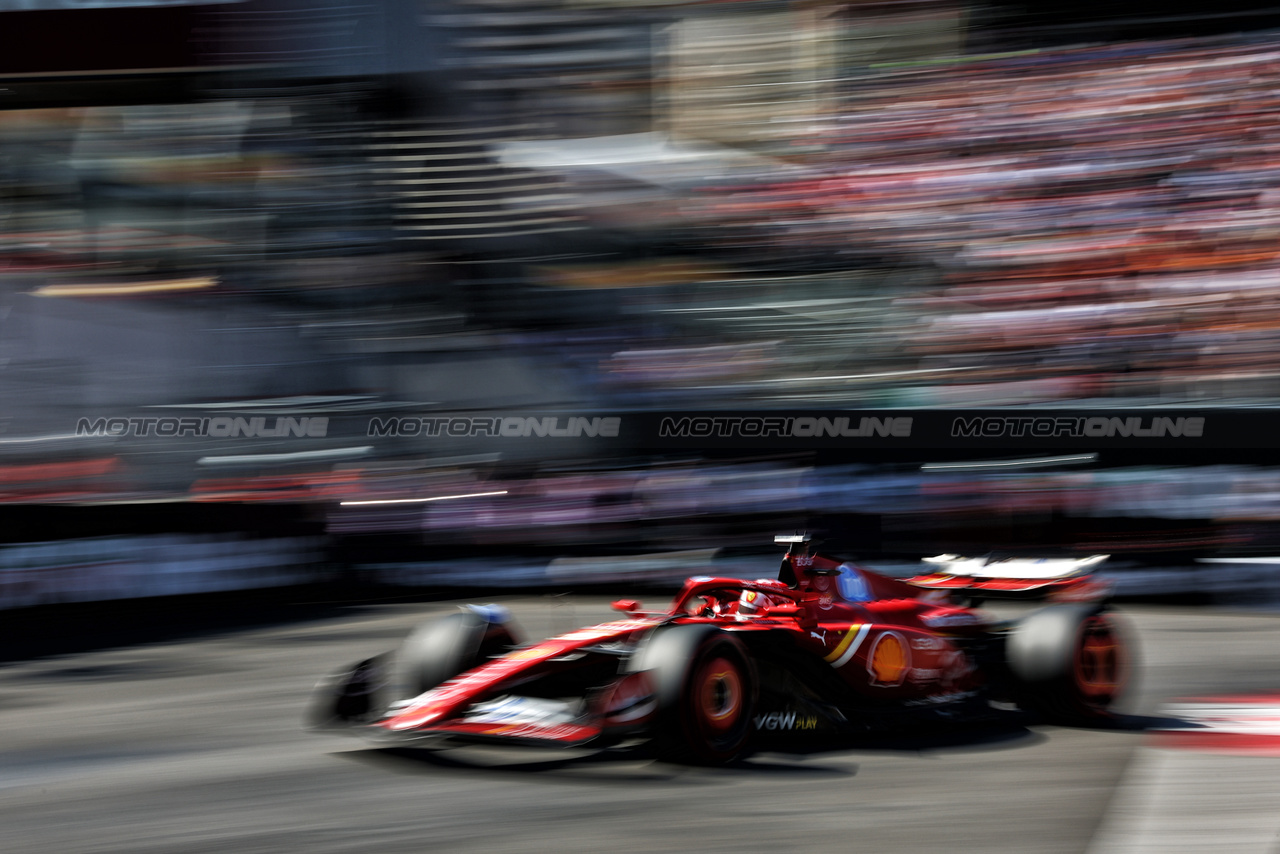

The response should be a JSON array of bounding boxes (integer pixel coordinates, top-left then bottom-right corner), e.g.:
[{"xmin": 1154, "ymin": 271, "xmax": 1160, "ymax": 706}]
[{"xmin": 908, "ymin": 554, "xmax": 1110, "ymax": 597}]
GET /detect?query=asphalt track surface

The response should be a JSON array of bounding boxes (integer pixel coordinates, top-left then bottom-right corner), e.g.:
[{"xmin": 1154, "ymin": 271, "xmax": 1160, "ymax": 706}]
[{"xmin": 4, "ymin": 593, "xmax": 1280, "ymax": 854}]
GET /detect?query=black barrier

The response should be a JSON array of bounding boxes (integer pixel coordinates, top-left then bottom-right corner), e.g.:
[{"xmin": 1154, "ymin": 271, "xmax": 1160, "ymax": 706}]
[
  {"xmin": 341, "ymin": 409, "xmax": 1245, "ymax": 460},
  {"xmin": 59, "ymin": 406, "xmax": 1280, "ymax": 470},
  {"xmin": 635, "ymin": 411, "xmax": 1216, "ymax": 450},
  {"xmin": 67, "ymin": 407, "xmax": 1270, "ymax": 451}
]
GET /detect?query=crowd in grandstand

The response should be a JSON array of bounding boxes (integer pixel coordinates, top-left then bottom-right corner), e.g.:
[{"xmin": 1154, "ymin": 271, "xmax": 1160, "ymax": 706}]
[
  {"xmin": 7, "ymin": 28, "xmax": 1280, "ymax": 413},
  {"xmin": 674, "ymin": 33, "xmax": 1280, "ymax": 404}
]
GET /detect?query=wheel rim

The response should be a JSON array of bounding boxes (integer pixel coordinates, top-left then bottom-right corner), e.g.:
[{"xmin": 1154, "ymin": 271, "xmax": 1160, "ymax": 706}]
[
  {"xmin": 695, "ymin": 656, "xmax": 744, "ymax": 734},
  {"xmin": 1074, "ymin": 615, "xmax": 1125, "ymax": 704}
]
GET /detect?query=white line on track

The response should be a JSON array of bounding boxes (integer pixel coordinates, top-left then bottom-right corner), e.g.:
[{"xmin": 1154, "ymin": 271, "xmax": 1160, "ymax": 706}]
[{"xmin": 1087, "ymin": 747, "xmax": 1280, "ymax": 854}]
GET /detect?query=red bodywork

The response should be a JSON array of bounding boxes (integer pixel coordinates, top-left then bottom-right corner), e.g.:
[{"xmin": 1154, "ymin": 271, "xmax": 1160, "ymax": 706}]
[{"xmin": 368, "ymin": 547, "xmax": 1021, "ymax": 747}]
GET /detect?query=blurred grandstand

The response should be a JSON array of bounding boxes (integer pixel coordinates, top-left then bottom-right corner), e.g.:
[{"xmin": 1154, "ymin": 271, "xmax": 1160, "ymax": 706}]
[{"xmin": 5, "ymin": 0, "xmax": 1280, "ymax": 596}]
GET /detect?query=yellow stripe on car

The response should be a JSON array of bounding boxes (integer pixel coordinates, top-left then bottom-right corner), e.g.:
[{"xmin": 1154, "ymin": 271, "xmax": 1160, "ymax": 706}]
[{"xmin": 824, "ymin": 623, "xmax": 871, "ymax": 669}]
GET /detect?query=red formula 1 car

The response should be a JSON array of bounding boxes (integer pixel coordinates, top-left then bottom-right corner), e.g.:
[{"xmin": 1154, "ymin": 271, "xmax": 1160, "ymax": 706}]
[{"xmin": 310, "ymin": 537, "xmax": 1130, "ymax": 764}]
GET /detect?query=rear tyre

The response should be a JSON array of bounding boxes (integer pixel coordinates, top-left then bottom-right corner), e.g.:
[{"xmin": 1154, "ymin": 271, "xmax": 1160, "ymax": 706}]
[
  {"xmin": 395, "ymin": 607, "xmax": 518, "ymax": 699},
  {"xmin": 630, "ymin": 624, "xmax": 756, "ymax": 765},
  {"xmin": 1006, "ymin": 605, "xmax": 1130, "ymax": 724}
]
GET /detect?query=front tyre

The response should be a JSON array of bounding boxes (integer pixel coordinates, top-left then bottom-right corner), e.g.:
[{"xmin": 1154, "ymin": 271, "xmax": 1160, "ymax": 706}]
[
  {"xmin": 395, "ymin": 607, "xmax": 518, "ymax": 699},
  {"xmin": 307, "ymin": 653, "xmax": 392, "ymax": 728},
  {"xmin": 630, "ymin": 625, "xmax": 756, "ymax": 765}
]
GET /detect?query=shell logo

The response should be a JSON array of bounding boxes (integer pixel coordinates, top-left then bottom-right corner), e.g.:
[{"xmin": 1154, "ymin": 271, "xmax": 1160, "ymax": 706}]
[
  {"xmin": 508, "ymin": 645, "xmax": 557, "ymax": 661},
  {"xmin": 867, "ymin": 632, "xmax": 910, "ymax": 687}
]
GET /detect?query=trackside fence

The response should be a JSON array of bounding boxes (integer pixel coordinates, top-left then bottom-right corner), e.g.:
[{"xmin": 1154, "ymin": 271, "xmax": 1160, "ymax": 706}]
[{"xmin": 0, "ymin": 535, "xmax": 326, "ymax": 610}]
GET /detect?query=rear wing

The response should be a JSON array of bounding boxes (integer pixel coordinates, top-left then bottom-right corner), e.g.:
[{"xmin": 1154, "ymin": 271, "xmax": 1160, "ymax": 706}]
[
  {"xmin": 774, "ymin": 534, "xmax": 813, "ymax": 588},
  {"xmin": 907, "ymin": 554, "xmax": 1111, "ymax": 600}
]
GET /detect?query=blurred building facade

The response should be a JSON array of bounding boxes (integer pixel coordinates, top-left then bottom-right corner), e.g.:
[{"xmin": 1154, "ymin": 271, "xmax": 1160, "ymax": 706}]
[
  {"xmin": 7, "ymin": 0, "xmax": 1280, "ymax": 567},
  {"xmin": 0, "ymin": 0, "xmax": 984, "ymax": 427}
]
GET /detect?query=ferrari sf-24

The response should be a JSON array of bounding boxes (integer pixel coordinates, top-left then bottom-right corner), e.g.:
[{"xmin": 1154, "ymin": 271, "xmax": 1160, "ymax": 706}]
[{"xmin": 310, "ymin": 537, "xmax": 1130, "ymax": 764}]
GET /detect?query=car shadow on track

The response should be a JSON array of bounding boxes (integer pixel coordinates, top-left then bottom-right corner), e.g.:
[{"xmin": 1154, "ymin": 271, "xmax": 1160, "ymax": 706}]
[
  {"xmin": 1108, "ymin": 712, "xmax": 1195, "ymax": 732},
  {"xmin": 767, "ymin": 722, "xmax": 1047, "ymax": 755},
  {"xmin": 336, "ymin": 718, "xmax": 1065, "ymax": 781},
  {"xmin": 342, "ymin": 741, "xmax": 871, "ymax": 782},
  {"xmin": 337, "ymin": 743, "xmax": 769, "ymax": 783}
]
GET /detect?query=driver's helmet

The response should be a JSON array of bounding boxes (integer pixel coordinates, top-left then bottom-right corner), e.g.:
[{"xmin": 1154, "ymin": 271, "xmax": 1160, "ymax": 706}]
[
  {"xmin": 737, "ymin": 588, "xmax": 765, "ymax": 615},
  {"xmin": 737, "ymin": 579, "xmax": 789, "ymax": 616}
]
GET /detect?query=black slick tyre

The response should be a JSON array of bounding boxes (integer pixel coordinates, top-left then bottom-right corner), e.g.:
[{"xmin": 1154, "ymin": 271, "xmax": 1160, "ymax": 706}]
[
  {"xmin": 630, "ymin": 624, "xmax": 756, "ymax": 765},
  {"xmin": 307, "ymin": 653, "xmax": 392, "ymax": 728},
  {"xmin": 394, "ymin": 608, "xmax": 517, "ymax": 699},
  {"xmin": 1006, "ymin": 605, "xmax": 1130, "ymax": 724}
]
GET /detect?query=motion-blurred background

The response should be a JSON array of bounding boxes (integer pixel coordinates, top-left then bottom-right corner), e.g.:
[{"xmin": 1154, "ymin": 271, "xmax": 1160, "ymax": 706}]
[{"xmin": 5, "ymin": 0, "xmax": 1280, "ymax": 606}]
